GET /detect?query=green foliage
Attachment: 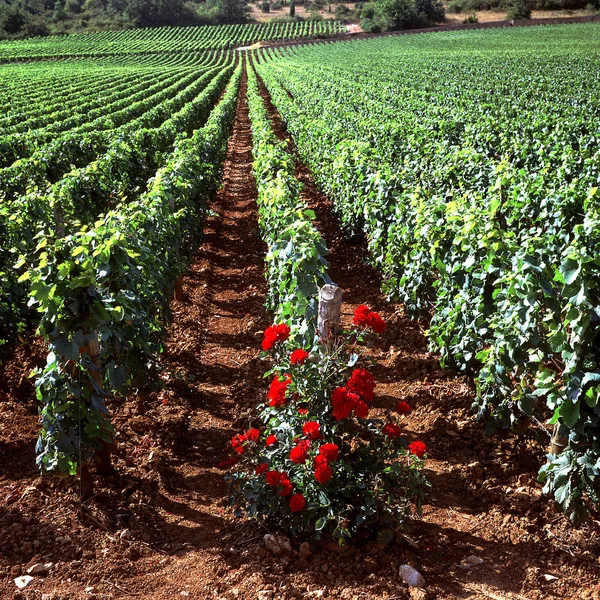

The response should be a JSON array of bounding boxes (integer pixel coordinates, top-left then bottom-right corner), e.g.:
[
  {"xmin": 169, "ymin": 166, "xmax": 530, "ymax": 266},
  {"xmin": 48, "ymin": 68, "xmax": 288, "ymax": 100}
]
[
  {"xmin": 23, "ymin": 61, "xmax": 242, "ymax": 473},
  {"xmin": 246, "ymin": 61, "xmax": 329, "ymax": 335},
  {"xmin": 506, "ymin": 0, "xmax": 531, "ymax": 18},
  {"xmin": 356, "ymin": 0, "xmax": 444, "ymax": 32},
  {"xmin": 257, "ymin": 25, "xmax": 600, "ymax": 522}
]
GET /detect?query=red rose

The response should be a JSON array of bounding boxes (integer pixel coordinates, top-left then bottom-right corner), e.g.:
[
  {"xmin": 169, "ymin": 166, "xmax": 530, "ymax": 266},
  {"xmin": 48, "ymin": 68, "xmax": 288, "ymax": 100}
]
[
  {"xmin": 231, "ymin": 433, "xmax": 247, "ymax": 454},
  {"xmin": 261, "ymin": 323, "xmax": 291, "ymax": 351},
  {"xmin": 298, "ymin": 407, "xmax": 308, "ymax": 415},
  {"xmin": 314, "ymin": 455, "xmax": 332, "ymax": 484},
  {"xmin": 409, "ymin": 441, "xmax": 427, "ymax": 458},
  {"xmin": 354, "ymin": 400, "xmax": 369, "ymax": 419},
  {"xmin": 278, "ymin": 475, "xmax": 293, "ymax": 496},
  {"xmin": 353, "ymin": 305, "xmax": 372, "ymax": 328},
  {"xmin": 319, "ymin": 443, "xmax": 339, "ymax": 462},
  {"xmin": 265, "ymin": 434, "xmax": 277, "ymax": 447},
  {"xmin": 367, "ymin": 311, "xmax": 386, "ymax": 334},
  {"xmin": 218, "ymin": 457, "xmax": 238, "ymax": 469},
  {"xmin": 246, "ymin": 428, "xmax": 260, "ymax": 443},
  {"xmin": 266, "ymin": 471, "xmax": 282, "ymax": 486},
  {"xmin": 289, "ymin": 493, "xmax": 307, "ymax": 513},
  {"xmin": 347, "ymin": 368, "xmax": 376, "ymax": 404},
  {"xmin": 290, "ymin": 439, "xmax": 311, "ymax": 464},
  {"xmin": 396, "ymin": 401, "xmax": 412, "ymax": 415},
  {"xmin": 256, "ymin": 463, "xmax": 269, "ymax": 475},
  {"xmin": 352, "ymin": 305, "xmax": 386, "ymax": 334},
  {"xmin": 290, "ymin": 348, "xmax": 309, "ymax": 365},
  {"xmin": 331, "ymin": 387, "xmax": 358, "ymax": 420},
  {"xmin": 268, "ymin": 374, "xmax": 292, "ymax": 407},
  {"xmin": 302, "ymin": 421, "xmax": 322, "ymax": 441},
  {"xmin": 382, "ymin": 422, "xmax": 401, "ymax": 439}
]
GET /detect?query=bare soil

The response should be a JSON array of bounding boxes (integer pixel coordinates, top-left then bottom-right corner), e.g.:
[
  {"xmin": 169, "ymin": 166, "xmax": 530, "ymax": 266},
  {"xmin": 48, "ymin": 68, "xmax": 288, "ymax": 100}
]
[{"xmin": 1, "ymin": 61, "xmax": 600, "ymax": 600}]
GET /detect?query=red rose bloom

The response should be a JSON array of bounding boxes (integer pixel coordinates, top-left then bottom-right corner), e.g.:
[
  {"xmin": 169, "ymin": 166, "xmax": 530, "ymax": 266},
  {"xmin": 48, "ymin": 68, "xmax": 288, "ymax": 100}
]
[
  {"xmin": 367, "ymin": 311, "xmax": 386, "ymax": 334},
  {"xmin": 352, "ymin": 305, "xmax": 386, "ymax": 334},
  {"xmin": 290, "ymin": 348, "xmax": 309, "ymax": 365},
  {"xmin": 265, "ymin": 434, "xmax": 277, "ymax": 447},
  {"xmin": 298, "ymin": 407, "xmax": 309, "ymax": 415},
  {"xmin": 353, "ymin": 305, "xmax": 372, "ymax": 328},
  {"xmin": 354, "ymin": 399, "xmax": 369, "ymax": 419},
  {"xmin": 278, "ymin": 475, "xmax": 293, "ymax": 496},
  {"xmin": 302, "ymin": 421, "xmax": 322, "ymax": 441},
  {"xmin": 256, "ymin": 463, "xmax": 269, "ymax": 475},
  {"xmin": 289, "ymin": 493, "xmax": 307, "ymax": 513},
  {"xmin": 396, "ymin": 401, "xmax": 412, "ymax": 415},
  {"xmin": 218, "ymin": 457, "xmax": 238, "ymax": 469},
  {"xmin": 409, "ymin": 441, "xmax": 427, "ymax": 458},
  {"xmin": 319, "ymin": 443, "xmax": 339, "ymax": 462},
  {"xmin": 290, "ymin": 439, "xmax": 311, "ymax": 464},
  {"xmin": 266, "ymin": 471, "xmax": 282, "ymax": 486},
  {"xmin": 331, "ymin": 387, "xmax": 360, "ymax": 420},
  {"xmin": 267, "ymin": 374, "xmax": 292, "ymax": 407},
  {"xmin": 382, "ymin": 422, "xmax": 402, "ymax": 439},
  {"xmin": 262, "ymin": 323, "xmax": 291, "ymax": 351},
  {"xmin": 231, "ymin": 433, "xmax": 247, "ymax": 454},
  {"xmin": 314, "ymin": 455, "xmax": 332, "ymax": 484},
  {"xmin": 347, "ymin": 368, "xmax": 376, "ymax": 404},
  {"xmin": 246, "ymin": 428, "xmax": 260, "ymax": 443}
]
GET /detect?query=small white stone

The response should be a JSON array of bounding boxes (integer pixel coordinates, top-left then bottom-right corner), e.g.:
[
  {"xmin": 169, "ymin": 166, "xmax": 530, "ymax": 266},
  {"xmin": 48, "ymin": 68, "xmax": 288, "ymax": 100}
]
[
  {"xmin": 27, "ymin": 562, "xmax": 53, "ymax": 576},
  {"xmin": 465, "ymin": 555, "xmax": 484, "ymax": 566},
  {"xmin": 399, "ymin": 564, "xmax": 425, "ymax": 588},
  {"xmin": 119, "ymin": 529, "xmax": 132, "ymax": 540},
  {"xmin": 14, "ymin": 575, "xmax": 34, "ymax": 589},
  {"xmin": 543, "ymin": 574, "xmax": 559, "ymax": 582}
]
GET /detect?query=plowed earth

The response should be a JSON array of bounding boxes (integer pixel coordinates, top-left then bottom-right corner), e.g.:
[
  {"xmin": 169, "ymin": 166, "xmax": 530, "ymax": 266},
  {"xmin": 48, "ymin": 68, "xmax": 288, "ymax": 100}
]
[{"xmin": 1, "ymin": 62, "xmax": 599, "ymax": 600}]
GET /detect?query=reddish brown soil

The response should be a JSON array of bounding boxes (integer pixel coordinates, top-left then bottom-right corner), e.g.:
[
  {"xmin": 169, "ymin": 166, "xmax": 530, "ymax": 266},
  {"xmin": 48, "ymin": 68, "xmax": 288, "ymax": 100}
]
[{"xmin": 1, "ymin": 61, "xmax": 600, "ymax": 600}]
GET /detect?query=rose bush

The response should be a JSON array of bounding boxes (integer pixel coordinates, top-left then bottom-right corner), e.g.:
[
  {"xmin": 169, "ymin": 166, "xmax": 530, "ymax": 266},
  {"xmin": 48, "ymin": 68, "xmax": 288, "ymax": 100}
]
[{"xmin": 225, "ymin": 306, "xmax": 428, "ymax": 541}]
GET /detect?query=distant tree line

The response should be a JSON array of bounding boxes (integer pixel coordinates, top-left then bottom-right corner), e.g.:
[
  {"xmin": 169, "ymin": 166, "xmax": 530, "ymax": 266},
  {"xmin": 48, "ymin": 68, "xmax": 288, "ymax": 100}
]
[{"xmin": 0, "ymin": 0, "xmax": 251, "ymax": 38}]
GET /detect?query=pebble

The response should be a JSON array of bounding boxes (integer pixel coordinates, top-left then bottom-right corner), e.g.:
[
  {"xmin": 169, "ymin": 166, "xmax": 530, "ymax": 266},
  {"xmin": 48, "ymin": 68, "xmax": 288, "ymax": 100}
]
[
  {"xmin": 399, "ymin": 564, "xmax": 425, "ymax": 588},
  {"xmin": 299, "ymin": 542, "xmax": 311, "ymax": 559},
  {"xmin": 14, "ymin": 576, "xmax": 34, "ymax": 589},
  {"xmin": 263, "ymin": 534, "xmax": 292, "ymax": 556},
  {"xmin": 119, "ymin": 529, "xmax": 132, "ymax": 540},
  {"xmin": 465, "ymin": 555, "xmax": 484, "ymax": 566},
  {"xmin": 27, "ymin": 562, "xmax": 53, "ymax": 576}
]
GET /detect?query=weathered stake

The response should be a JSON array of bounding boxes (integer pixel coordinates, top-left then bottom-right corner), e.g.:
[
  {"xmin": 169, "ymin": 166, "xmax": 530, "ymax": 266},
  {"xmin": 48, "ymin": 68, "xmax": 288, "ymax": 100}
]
[
  {"xmin": 173, "ymin": 275, "xmax": 185, "ymax": 301},
  {"xmin": 85, "ymin": 334, "xmax": 114, "ymax": 477},
  {"xmin": 317, "ymin": 283, "xmax": 343, "ymax": 343},
  {"xmin": 549, "ymin": 423, "xmax": 567, "ymax": 456}
]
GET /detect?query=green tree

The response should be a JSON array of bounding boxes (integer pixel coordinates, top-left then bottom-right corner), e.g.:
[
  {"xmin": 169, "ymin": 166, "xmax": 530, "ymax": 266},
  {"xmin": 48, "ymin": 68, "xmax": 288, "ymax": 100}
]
[{"xmin": 1, "ymin": 7, "xmax": 27, "ymax": 33}]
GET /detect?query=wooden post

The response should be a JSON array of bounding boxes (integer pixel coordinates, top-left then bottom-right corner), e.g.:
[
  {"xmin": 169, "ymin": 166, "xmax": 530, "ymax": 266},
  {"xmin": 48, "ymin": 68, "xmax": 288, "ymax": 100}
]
[
  {"xmin": 86, "ymin": 334, "xmax": 114, "ymax": 476},
  {"xmin": 173, "ymin": 275, "xmax": 185, "ymax": 301},
  {"xmin": 317, "ymin": 284, "xmax": 343, "ymax": 343},
  {"xmin": 549, "ymin": 423, "xmax": 567, "ymax": 456}
]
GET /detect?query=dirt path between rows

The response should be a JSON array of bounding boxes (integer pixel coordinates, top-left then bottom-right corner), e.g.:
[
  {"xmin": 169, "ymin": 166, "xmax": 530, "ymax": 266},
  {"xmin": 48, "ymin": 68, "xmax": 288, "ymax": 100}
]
[{"xmin": 254, "ymin": 70, "xmax": 600, "ymax": 600}]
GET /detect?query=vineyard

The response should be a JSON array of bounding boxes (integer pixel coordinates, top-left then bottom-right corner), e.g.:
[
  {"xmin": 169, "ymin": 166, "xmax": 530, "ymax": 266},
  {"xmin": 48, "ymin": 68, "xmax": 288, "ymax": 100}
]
[
  {"xmin": 0, "ymin": 21, "xmax": 344, "ymax": 61},
  {"xmin": 1, "ymin": 20, "xmax": 600, "ymax": 600}
]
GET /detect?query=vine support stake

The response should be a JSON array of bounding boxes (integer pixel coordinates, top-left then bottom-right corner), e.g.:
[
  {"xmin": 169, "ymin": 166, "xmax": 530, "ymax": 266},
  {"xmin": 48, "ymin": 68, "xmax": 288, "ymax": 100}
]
[
  {"xmin": 318, "ymin": 283, "xmax": 343, "ymax": 344},
  {"xmin": 549, "ymin": 423, "xmax": 567, "ymax": 456},
  {"xmin": 86, "ymin": 334, "xmax": 114, "ymax": 477},
  {"xmin": 173, "ymin": 276, "xmax": 184, "ymax": 301}
]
